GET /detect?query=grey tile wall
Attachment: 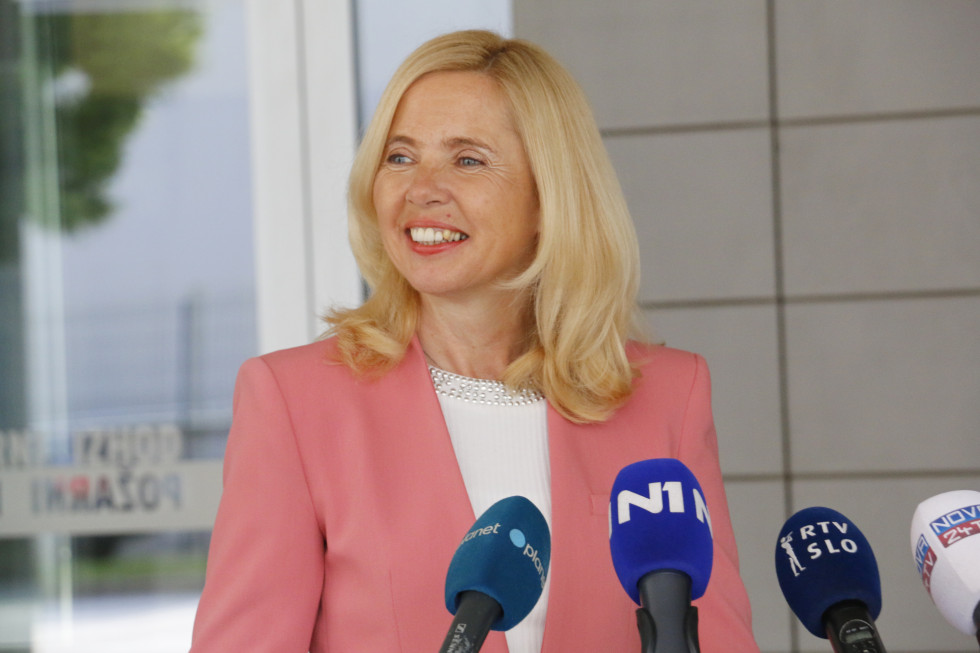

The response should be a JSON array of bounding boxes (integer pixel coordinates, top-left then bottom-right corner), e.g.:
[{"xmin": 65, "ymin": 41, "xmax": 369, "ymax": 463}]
[
  {"xmin": 606, "ymin": 130, "xmax": 776, "ymax": 302},
  {"xmin": 785, "ymin": 297, "xmax": 980, "ymax": 475},
  {"xmin": 726, "ymin": 480, "xmax": 793, "ymax": 652},
  {"xmin": 775, "ymin": 1, "xmax": 980, "ymax": 118},
  {"xmin": 516, "ymin": 2, "xmax": 980, "ymax": 651},
  {"xmin": 516, "ymin": 0, "xmax": 770, "ymax": 128},
  {"xmin": 780, "ymin": 117, "xmax": 980, "ymax": 296}
]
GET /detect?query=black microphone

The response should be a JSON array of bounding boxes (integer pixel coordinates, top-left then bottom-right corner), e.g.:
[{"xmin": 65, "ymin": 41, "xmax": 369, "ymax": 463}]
[
  {"xmin": 609, "ymin": 459, "xmax": 714, "ymax": 653},
  {"xmin": 775, "ymin": 507, "xmax": 887, "ymax": 653},
  {"xmin": 439, "ymin": 496, "xmax": 550, "ymax": 653}
]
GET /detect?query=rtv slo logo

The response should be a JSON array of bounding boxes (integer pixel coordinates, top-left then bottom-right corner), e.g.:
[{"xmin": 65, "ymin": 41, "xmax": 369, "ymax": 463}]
[
  {"xmin": 799, "ymin": 520, "xmax": 859, "ymax": 558},
  {"xmin": 780, "ymin": 520, "xmax": 859, "ymax": 577}
]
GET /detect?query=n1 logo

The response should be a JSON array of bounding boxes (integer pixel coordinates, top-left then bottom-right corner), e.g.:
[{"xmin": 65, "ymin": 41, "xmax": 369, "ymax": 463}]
[{"xmin": 616, "ymin": 481, "xmax": 712, "ymax": 533}]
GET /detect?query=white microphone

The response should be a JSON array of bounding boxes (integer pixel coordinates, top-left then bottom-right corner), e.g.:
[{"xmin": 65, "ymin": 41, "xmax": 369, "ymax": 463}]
[{"xmin": 910, "ymin": 489, "xmax": 980, "ymax": 645}]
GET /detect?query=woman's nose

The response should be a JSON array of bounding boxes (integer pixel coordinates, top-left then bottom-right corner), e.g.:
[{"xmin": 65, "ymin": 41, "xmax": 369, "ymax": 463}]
[{"xmin": 405, "ymin": 164, "xmax": 450, "ymax": 206}]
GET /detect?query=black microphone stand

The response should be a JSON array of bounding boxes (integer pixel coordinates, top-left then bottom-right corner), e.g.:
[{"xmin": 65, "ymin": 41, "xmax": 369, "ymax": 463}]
[
  {"xmin": 439, "ymin": 591, "xmax": 502, "ymax": 653},
  {"xmin": 973, "ymin": 601, "xmax": 979, "ymax": 649},
  {"xmin": 823, "ymin": 600, "xmax": 887, "ymax": 653},
  {"xmin": 636, "ymin": 570, "xmax": 701, "ymax": 653}
]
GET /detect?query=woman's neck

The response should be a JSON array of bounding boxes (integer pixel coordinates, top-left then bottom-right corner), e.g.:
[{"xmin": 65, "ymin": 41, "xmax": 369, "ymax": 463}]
[{"xmin": 417, "ymin": 294, "xmax": 532, "ymax": 380}]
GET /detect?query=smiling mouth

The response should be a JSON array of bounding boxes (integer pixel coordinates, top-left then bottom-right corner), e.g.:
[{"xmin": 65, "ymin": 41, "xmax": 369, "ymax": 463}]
[{"xmin": 408, "ymin": 227, "xmax": 468, "ymax": 245}]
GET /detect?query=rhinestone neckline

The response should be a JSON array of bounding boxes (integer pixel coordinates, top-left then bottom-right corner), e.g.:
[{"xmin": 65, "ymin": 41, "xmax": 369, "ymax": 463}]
[{"xmin": 428, "ymin": 366, "xmax": 544, "ymax": 406}]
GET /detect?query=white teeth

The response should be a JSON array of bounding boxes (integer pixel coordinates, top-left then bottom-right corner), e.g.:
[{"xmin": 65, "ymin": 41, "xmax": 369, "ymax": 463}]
[{"xmin": 409, "ymin": 227, "xmax": 467, "ymax": 245}]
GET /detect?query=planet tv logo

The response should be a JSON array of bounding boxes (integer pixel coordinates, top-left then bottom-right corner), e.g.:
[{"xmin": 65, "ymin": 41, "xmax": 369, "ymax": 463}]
[
  {"xmin": 459, "ymin": 521, "xmax": 547, "ymax": 590},
  {"xmin": 509, "ymin": 527, "xmax": 547, "ymax": 590}
]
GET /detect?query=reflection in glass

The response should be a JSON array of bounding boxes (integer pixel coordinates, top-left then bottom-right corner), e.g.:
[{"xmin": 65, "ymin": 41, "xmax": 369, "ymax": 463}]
[{"xmin": 0, "ymin": 1, "xmax": 254, "ymax": 650}]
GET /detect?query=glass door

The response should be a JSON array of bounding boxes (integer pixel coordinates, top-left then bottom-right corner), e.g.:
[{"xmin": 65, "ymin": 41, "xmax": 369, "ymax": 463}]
[{"xmin": 0, "ymin": 1, "xmax": 255, "ymax": 650}]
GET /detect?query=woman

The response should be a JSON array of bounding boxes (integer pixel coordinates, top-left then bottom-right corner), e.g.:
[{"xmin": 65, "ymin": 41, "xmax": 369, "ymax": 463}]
[{"xmin": 191, "ymin": 30, "xmax": 759, "ymax": 652}]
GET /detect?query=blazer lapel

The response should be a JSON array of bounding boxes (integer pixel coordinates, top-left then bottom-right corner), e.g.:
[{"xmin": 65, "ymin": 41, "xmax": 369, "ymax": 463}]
[{"xmin": 377, "ymin": 337, "xmax": 512, "ymax": 652}]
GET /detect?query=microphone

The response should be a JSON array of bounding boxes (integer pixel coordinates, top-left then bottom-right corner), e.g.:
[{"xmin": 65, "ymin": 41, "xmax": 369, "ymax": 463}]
[
  {"xmin": 910, "ymin": 489, "xmax": 980, "ymax": 645},
  {"xmin": 440, "ymin": 495, "xmax": 550, "ymax": 653},
  {"xmin": 775, "ymin": 506, "xmax": 886, "ymax": 652},
  {"xmin": 609, "ymin": 458, "xmax": 713, "ymax": 653}
]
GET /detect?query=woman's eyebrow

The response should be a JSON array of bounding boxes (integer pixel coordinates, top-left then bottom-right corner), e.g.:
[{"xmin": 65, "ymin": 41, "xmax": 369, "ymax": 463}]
[
  {"xmin": 444, "ymin": 136, "xmax": 495, "ymax": 153},
  {"xmin": 384, "ymin": 134, "xmax": 416, "ymax": 149},
  {"xmin": 383, "ymin": 134, "xmax": 498, "ymax": 155}
]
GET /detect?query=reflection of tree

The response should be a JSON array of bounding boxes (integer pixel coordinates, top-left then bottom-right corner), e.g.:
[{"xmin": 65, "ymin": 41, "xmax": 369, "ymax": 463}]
[
  {"xmin": 49, "ymin": 10, "xmax": 203, "ymax": 232},
  {"xmin": 0, "ymin": 0, "xmax": 24, "ymax": 264},
  {"xmin": 0, "ymin": 6, "xmax": 204, "ymax": 592}
]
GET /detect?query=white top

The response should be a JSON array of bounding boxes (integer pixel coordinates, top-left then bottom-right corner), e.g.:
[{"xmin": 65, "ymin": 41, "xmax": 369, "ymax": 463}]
[{"xmin": 429, "ymin": 366, "xmax": 551, "ymax": 653}]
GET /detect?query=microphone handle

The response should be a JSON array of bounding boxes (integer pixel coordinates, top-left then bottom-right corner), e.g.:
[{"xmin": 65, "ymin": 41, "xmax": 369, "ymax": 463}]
[
  {"xmin": 974, "ymin": 600, "xmax": 979, "ymax": 649},
  {"xmin": 637, "ymin": 570, "xmax": 701, "ymax": 653},
  {"xmin": 823, "ymin": 600, "xmax": 886, "ymax": 653},
  {"xmin": 439, "ymin": 590, "xmax": 503, "ymax": 653}
]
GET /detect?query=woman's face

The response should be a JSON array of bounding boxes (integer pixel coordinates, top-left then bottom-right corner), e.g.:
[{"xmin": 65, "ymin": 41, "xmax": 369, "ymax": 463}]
[{"xmin": 373, "ymin": 71, "xmax": 539, "ymax": 306}]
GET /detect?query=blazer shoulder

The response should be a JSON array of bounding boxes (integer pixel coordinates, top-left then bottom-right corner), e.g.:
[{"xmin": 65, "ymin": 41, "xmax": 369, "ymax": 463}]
[
  {"xmin": 627, "ymin": 340, "xmax": 705, "ymax": 377},
  {"xmin": 248, "ymin": 336, "xmax": 340, "ymax": 372},
  {"xmin": 624, "ymin": 342, "xmax": 710, "ymax": 415},
  {"xmin": 235, "ymin": 336, "xmax": 359, "ymax": 392}
]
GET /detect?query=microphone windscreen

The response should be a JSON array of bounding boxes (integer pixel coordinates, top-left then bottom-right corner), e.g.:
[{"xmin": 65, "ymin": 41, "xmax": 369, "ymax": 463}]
[
  {"xmin": 774, "ymin": 506, "xmax": 882, "ymax": 638},
  {"xmin": 608, "ymin": 458, "xmax": 714, "ymax": 604},
  {"xmin": 910, "ymin": 489, "xmax": 980, "ymax": 636},
  {"xmin": 444, "ymin": 495, "xmax": 550, "ymax": 631}
]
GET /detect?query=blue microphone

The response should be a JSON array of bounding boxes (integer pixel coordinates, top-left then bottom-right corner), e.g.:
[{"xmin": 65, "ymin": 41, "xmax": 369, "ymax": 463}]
[
  {"xmin": 775, "ymin": 506, "xmax": 887, "ymax": 652},
  {"xmin": 609, "ymin": 458, "xmax": 713, "ymax": 653},
  {"xmin": 440, "ymin": 495, "xmax": 550, "ymax": 653}
]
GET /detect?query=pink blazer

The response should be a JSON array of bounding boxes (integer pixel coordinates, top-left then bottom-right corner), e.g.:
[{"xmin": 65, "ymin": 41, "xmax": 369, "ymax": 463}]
[{"xmin": 191, "ymin": 337, "xmax": 759, "ymax": 652}]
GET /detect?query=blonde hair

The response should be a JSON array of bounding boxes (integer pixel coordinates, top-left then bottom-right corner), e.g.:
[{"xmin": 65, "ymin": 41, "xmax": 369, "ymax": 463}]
[{"xmin": 325, "ymin": 30, "xmax": 645, "ymax": 423}]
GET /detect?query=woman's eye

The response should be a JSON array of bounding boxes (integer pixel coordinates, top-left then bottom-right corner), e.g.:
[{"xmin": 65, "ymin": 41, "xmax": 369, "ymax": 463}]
[
  {"xmin": 386, "ymin": 153, "xmax": 411, "ymax": 164},
  {"xmin": 458, "ymin": 156, "xmax": 483, "ymax": 167}
]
